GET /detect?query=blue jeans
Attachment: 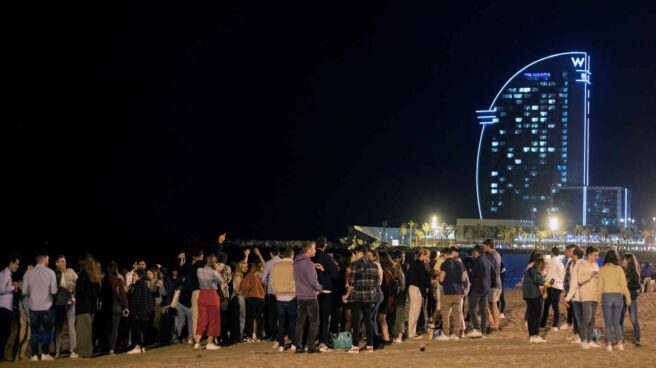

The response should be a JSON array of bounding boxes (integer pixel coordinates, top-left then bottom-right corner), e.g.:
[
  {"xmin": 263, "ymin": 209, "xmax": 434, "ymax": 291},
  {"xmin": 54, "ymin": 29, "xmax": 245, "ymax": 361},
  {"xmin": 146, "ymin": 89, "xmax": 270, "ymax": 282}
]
[
  {"xmin": 276, "ymin": 299, "xmax": 297, "ymax": 346},
  {"xmin": 175, "ymin": 303, "xmax": 193, "ymax": 339},
  {"xmin": 30, "ymin": 309, "xmax": 53, "ymax": 357},
  {"xmin": 54, "ymin": 304, "xmax": 76, "ymax": 354},
  {"xmin": 601, "ymin": 293, "xmax": 623, "ymax": 344},
  {"xmin": 619, "ymin": 297, "xmax": 640, "ymax": 344},
  {"xmin": 572, "ymin": 301, "xmax": 582, "ymax": 336}
]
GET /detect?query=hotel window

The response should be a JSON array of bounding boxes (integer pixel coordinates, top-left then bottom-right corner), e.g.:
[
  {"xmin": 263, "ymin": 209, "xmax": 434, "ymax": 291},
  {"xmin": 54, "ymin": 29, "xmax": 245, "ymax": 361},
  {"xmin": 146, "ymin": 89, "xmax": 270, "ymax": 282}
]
[
  {"xmin": 514, "ymin": 159, "xmax": 522, "ymax": 164},
  {"xmin": 515, "ymin": 130, "xmax": 522, "ymax": 134},
  {"xmin": 548, "ymin": 124, "xmax": 555, "ymax": 128},
  {"xmin": 490, "ymin": 207, "xmax": 497, "ymax": 212},
  {"xmin": 507, "ymin": 165, "xmax": 513, "ymax": 170},
  {"xmin": 548, "ymin": 147, "xmax": 556, "ymax": 152},
  {"xmin": 492, "ymin": 141, "xmax": 499, "ymax": 146},
  {"xmin": 499, "ymin": 130, "xmax": 506, "ymax": 135},
  {"xmin": 491, "ymin": 189, "xmax": 498, "ymax": 194},
  {"xmin": 531, "ymin": 147, "xmax": 538, "ymax": 152},
  {"xmin": 491, "ymin": 171, "xmax": 498, "ymax": 176},
  {"xmin": 540, "ymin": 118, "xmax": 547, "ymax": 122},
  {"xmin": 531, "ymin": 105, "xmax": 539, "ymax": 110},
  {"xmin": 499, "ymin": 177, "xmax": 506, "ymax": 182},
  {"xmin": 507, "ymin": 153, "xmax": 514, "ymax": 158},
  {"xmin": 523, "ymin": 147, "xmax": 530, "ymax": 152},
  {"xmin": 491, "ymin": 183, "xmax": 498, "ymax": 188},
  {"xmin": 532, "ymin": 118, "xmax": 539, "ymax": 122},
  {"xmin": 515, "ymin": 117, "xmax": 523, "ymax": 122}
]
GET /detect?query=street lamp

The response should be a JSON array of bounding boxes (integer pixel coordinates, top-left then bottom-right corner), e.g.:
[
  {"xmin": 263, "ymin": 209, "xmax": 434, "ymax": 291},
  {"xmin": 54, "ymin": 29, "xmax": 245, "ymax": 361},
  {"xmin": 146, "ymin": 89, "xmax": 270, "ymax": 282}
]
[{"xmin": 549, "ymin": 216, "xmax": 559, "ymax": 243}]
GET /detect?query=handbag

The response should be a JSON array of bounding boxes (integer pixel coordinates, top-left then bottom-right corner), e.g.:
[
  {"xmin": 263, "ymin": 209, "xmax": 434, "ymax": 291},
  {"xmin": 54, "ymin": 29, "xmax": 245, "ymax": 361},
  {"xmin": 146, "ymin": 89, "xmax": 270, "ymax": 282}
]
[{"xmin": 331, "ymin": 331, "xmax": 353, "ymax": 350}]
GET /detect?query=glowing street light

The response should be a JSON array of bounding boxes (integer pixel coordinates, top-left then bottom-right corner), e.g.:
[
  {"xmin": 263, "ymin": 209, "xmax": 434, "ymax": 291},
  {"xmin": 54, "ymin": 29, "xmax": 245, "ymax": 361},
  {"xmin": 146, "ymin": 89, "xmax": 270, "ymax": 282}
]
[{"xmin": 549, "ymin": 217, "xmax": 559, "ymax": 232}]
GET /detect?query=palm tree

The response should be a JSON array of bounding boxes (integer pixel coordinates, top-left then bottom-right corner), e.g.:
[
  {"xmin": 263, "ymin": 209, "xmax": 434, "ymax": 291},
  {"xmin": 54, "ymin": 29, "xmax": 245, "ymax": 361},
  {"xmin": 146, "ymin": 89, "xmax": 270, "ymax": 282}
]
[
  {"xmin": 422, "ymin": 222, "xmax": 432, "ymax": 247},
  {"xmin": 599, "ymin": 227, "xmax": 609, "ymax": 246},
  {"xmin": 407, "ymin": 221, "xmax": 417, "ymax": 247},
  {"xmin": 415, "ymin": 230, "xmax": 425, "ymax": 247},
  {"xmin": 400, "ymin": 223, "xmax": 408, "ymax": 245}
]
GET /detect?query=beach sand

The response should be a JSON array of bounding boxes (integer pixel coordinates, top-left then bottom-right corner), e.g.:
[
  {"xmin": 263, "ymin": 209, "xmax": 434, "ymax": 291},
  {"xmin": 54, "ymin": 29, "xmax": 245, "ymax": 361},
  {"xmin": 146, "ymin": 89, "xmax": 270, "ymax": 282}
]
[{"xmin": 13, "ymin": 289, "xmax": 656, "ymax": 367}]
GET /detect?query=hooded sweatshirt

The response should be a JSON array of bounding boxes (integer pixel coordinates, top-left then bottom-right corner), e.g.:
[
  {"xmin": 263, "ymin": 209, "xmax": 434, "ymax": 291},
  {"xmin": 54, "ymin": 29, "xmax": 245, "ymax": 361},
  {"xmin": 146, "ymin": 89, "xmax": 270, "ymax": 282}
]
[{"xmin": 293, "ymin": 254, "xmax": 322, "ymax": 300}]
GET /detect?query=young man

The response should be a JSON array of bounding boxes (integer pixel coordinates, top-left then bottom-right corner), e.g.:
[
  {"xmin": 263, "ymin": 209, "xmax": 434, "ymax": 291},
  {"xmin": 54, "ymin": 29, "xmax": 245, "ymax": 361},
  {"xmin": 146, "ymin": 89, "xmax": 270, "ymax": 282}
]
[
  {"xmin": 435, "ymin": 247, "xmax": 467, "ymax": 341},
  {"xmin": 483, "ymin": 239, "xmax": 501, "ymax": 332},
  {"xmin": 540, "ymin": 247, "xmax": 565, "ymax": 331},
  {"xmin": 565, "ymin": 246, "xmax": 584, "ymax": 343},
  {"xmin": 342, "ymin": 245, "xmax": 378, "ymax": 353},
  {"xmin": 406, "ymin": 248, "xmax": 430, "ymax": 340},
  {"xmin": 0, "ymin": 254, "xmax": 20, "ymax": 362},
  {"xmin": 53, "ymin": 255, "xmax": 78, "ymax": 358},
  {"xmin": 22, "ymin": 252, "xmax": 58, "ymax": 361},
  {"xmin": 269, "ymin": 246, "xmax": 296, "ymax": 352},
  {"xmin": 466, "ymin": 245, "xmax": 492, "ymax": 338},
  {"xmin": 261, "ymin": 246, "xmax": 281, "ymax": 343},
  {"xmin": 568, "ymin": 246, "xmax": 600, "ymax": 349},
  {"xmin": 313, "ymin": 236, "xmax": 338, "ymax": 352},
  {"xmin": 293, "ymin": 241, "xmax": 323, "ymax": 353},
  {"xmin": 185, "ymin": 249, "xmax": 204, "ymax": 341}
]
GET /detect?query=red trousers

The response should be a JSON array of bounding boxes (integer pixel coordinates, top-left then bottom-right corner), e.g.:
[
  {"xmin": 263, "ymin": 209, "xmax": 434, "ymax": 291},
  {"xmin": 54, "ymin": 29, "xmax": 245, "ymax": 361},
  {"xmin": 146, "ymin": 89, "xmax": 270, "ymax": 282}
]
[{"xmin": 196, "ymin": 289, "xmax": 221, "ymax": 337}]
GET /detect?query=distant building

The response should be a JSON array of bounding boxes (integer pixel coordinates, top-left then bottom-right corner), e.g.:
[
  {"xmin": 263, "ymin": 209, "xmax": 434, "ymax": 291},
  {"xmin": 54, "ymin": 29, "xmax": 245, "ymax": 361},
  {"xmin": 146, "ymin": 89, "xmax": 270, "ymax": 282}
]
[
  {"xmin": 475, "ymin": 51, "xmax": 632, "ymax": 229},
  {"xmin": 550, "ymin": 186, "xmax": 632, "ymax": 231},
  {"xmin": 456, "ymin": 218, "xmax": 534, "ymax": 241}
]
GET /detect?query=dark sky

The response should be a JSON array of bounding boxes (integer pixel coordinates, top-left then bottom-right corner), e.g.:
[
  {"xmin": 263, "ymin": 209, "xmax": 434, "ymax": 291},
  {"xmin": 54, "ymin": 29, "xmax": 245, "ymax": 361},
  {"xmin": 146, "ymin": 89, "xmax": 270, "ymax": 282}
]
[{"xmin": 7, "ymin": 1, "xmax": 656, "ymax": 257}]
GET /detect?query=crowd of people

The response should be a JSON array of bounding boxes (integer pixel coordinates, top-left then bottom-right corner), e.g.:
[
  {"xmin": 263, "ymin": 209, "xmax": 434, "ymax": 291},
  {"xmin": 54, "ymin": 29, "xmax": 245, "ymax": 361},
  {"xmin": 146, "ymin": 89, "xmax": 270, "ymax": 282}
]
[
  {"xmin": 524, "ymin": 245, "xmax": 643, "ymax": 350},
  {"xmin": 0, "ymin": 235, "xmax": 649, "ymax": 362}
]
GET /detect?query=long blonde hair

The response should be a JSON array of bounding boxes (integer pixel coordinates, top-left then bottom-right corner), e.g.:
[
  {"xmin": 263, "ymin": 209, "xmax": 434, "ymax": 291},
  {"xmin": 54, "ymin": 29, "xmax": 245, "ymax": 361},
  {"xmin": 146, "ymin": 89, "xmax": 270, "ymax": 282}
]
[{"xmin": 80, "ymin": 254, "xmax": 101, "ymax": 284}]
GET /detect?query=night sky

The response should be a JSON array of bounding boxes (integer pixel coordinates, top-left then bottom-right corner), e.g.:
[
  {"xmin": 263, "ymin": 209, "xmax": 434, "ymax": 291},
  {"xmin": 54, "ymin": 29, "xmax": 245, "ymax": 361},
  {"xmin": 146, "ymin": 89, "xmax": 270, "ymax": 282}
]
[{"xmin": 7, "ymin": 1, "xmax": 656, "ymax": 259}]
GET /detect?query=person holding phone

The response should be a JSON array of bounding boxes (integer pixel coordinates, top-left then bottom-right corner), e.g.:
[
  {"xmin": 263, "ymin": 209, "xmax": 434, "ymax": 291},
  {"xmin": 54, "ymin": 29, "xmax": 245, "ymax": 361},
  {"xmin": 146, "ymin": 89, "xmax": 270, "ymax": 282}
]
[
  {"xmin": 106, "ymin": 261, "xmax": 129, "ymax": 355},
  {"xmin": 540, "ymin": 247, "xmax": 565, "ymax": 331}
]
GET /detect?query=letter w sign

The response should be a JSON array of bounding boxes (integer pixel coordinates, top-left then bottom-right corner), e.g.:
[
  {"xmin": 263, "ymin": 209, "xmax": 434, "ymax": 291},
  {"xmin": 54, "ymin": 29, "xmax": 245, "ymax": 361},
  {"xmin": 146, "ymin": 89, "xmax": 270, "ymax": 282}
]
[{"xmin": 571, "ymin": 57, "xmax": 585, "ymax": 68}]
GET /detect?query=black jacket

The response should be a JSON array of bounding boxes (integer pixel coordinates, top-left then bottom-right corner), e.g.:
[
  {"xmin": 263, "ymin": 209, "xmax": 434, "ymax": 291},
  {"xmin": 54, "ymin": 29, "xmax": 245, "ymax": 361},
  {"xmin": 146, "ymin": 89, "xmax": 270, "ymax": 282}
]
[
  {"xmin": 406, "ymin": 260, "xmax": 429, "ymax": 297},
  {"xmin": 314, "ymin": 249, "xmax": 339, "ymax": 292},
  {"xmin": 129, "ymin": 278, "xmax": 155, "ymax": 319},
  {"xmin": 75, "ymin": 270, "xmax": 100, "ymax": 315}
]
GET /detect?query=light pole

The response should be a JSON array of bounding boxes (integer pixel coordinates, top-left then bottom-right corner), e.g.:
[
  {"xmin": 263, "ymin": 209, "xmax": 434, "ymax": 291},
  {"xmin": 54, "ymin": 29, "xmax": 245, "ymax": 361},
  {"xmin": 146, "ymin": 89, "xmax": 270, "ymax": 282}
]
[{"xmin": 549, "ymin": 216, "xmax": 560, "ymax": 244}]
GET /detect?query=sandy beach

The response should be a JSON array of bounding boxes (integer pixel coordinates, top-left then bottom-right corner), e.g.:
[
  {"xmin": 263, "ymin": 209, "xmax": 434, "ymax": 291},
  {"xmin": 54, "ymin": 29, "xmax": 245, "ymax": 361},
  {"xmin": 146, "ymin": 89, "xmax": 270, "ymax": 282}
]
[{"xmin": 11, "ymin": 289, "xmax": 656, "ymax": 368}]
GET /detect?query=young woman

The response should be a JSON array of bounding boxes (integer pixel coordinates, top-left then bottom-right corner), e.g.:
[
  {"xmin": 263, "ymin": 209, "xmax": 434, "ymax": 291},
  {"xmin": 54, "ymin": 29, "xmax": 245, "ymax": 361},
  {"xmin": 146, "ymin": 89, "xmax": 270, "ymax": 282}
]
[
  {"xmin": 231, "ymin": 249, "xmax": 251, "ymax": 342},
  {"xmin": 147, "ymin": 268, "xmax": 166, "ymax": 345},
  {"xmin": 195, "ymin": 254, "xmax": 224, "ymax": 351},
  {"xmin": 522, "ymin": 256, "xmax": 546, "ymax": 343},
  {"xmin": 620, "ymin": 253, "xmax": 641, "ymax": 346},
  {"xmin": 367, "ymin": 250, "xmax": 384, "ymax": 348},
  {"xmin": 391, "ymin": 251, "xmax": 406, "ymax": 343},
  {"xmin": 240, "ymin": 261, "xmax": 266, "ymax": 341},
  {"xmin": 598, "ymin": 250, "xmax": 631, "ymax": 352},
  {"xmin": 106, "ymin": 261, "xmax": 129, "ymax": 355},
  {"xmin": 75, "ymin": 255, "xmax": 101, "ymax": 358},
  {"xmin": 378, "ymin": 252, "xmax": 396, "ymax": 344}
]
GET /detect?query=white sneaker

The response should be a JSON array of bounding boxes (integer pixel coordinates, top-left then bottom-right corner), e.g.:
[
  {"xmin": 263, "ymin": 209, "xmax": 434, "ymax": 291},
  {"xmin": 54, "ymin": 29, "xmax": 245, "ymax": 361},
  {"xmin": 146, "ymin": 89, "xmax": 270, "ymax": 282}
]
[
  {"xmin": 606, "ymin": 344, "xmax": 613, "ymax": 352},
  {"xmin": 532, "ymin": 336, "xmax": 546, "ymax": 343},
  {"xmin": 187, "ymin": 338, "xmax": 194, "ymax": 345},
  {"xmin": 290, "ymin": 345, "xmax": 297, "ymax": 352},
  {"xmin": 560, "ymin": 324, "xmax": 571, "ymax": 330},
  {"xmin": 69, "ymin": 352, "xmax": 79, "ymax": 359},
  {"xmin": 127, "ymin": 347, "xmax": 143, "ymax": 355},
  {"xmin": 616, "ymin": 342, "xmax": 624, "ymax": 351},
  {"xmin": 31, "ymin": 355, "xmax": 39, "ymax": 361},
  {"xmin": 319, "ymin": 344, "xmax": 333, "ymax": 352},
  {"xmin": 41, "ymin": 354, "xmax": 54, "ymax": 361},
  {"xmin": 589, "ymin": 341, "xmax": 601, "ymax": 348},
  {"xmin": 194, "ymin": 343, "xmax": 201, "ymax": 351},
  {"xmin": 449, "ymin": 335, "xmax": 460, "ymax": 341},
  {"xmin": 277, "ymin": 346, "xmax": 285, "ymax": 352},
  {"xmin": 272, "ymin": 342, "xmax": 280, "ymax": 349},
  {"xmin": 500, "ymin": 313, "xmax": 505, "ymax": 319},
  {"xmin": 570, "ymin": 336, "xmax": 582, "ymax": 344},
  {"xmin": 392, "ymin": 337, "xmax": 403, "ymax": 343},
  {"xmin": 433, "ymin": 334, "xmax": 450, "ymax": 341},
  {"xmin": 581, "ymin": 342, "xmax": 590, "ymax": 350},
  {"xmin": 206, "ymin": 342, "xmax": 221, "ymax": 351},
  {"xmin": 466, "ymin": 330, "xmax": 483, "ymax": 338},
  {"xmin": 551, "ymin": 327, "xmax": 559, "ymax": 332}
]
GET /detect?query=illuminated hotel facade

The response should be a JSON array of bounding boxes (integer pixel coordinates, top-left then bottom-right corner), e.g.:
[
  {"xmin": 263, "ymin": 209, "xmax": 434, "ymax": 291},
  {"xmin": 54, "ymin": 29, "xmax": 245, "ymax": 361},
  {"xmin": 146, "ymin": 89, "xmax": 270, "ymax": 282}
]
[
  {"xmin": 475, "ymin": 51, "xmax": 632, "ymax": 229},
  {"xmin": 476, "ymin": 52, "xmax": 591, "ymax": 225}
]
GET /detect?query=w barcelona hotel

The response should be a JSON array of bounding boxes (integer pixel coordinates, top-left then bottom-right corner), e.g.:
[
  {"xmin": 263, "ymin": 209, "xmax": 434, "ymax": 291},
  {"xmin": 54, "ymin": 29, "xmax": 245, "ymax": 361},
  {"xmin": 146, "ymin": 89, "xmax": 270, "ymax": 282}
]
[{"xmin": 475, "ymin": 52, "xmax": 631, "ymax": 231}]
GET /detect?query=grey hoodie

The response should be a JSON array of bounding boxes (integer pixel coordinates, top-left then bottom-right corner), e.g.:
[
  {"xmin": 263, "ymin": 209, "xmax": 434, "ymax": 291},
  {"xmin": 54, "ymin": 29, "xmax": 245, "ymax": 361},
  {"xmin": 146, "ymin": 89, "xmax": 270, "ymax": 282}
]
[{"xmin": 293, "ymin": 254, "xmax": 322, "ymax": 300}]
